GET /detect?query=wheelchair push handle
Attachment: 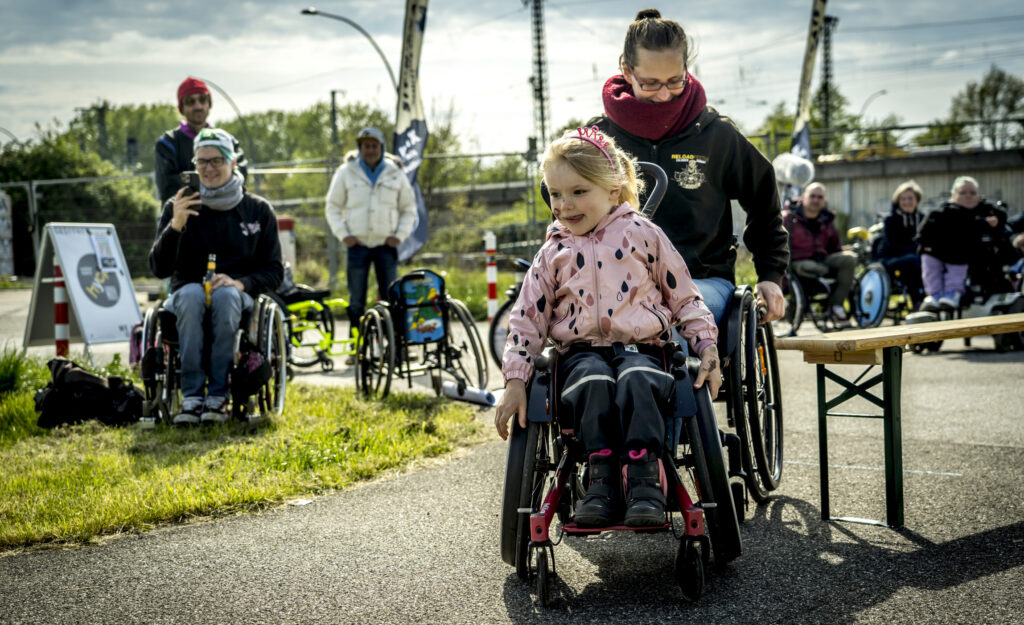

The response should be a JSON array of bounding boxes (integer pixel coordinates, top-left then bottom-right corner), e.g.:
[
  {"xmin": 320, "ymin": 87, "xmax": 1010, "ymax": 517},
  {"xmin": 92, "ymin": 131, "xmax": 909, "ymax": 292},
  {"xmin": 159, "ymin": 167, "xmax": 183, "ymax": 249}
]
[{"xmin": 636, "ymin": 161, "xmax": 669, "ymax": 220}]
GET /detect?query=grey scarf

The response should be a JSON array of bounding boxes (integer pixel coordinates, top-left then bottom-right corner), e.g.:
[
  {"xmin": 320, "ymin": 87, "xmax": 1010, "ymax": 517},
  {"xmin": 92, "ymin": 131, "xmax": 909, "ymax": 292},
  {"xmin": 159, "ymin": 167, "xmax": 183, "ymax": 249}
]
[{"xmin": 200, "ymin": 170, "xmax": 244, "ymax": 211}]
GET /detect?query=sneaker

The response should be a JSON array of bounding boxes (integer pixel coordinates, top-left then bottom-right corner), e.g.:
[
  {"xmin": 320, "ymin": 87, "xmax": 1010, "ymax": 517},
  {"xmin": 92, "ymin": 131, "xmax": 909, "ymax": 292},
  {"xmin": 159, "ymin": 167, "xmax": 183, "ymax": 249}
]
[
  {"xmin": 201, "ymin": 395, "xmax": 230, "ymax": 424},
  {"xmin": 624, "ymin": 449, "xmax": 667, "ymax": 527},
  {"xmin": 173, "ymin": 396, "xmax": 204, "ymax": 426},
  {"xmin": 921, "ymin": 295, "xmax": 940, "ymax": 312},
  {"xmin": 575, "ymin": 449, "xmax": 619, "ymax": 528},
  {"xmin": 830, "ymin": 305, "xmax": 852, "ymax": 329},
  {"xmin": 938, "ymin": 291, "xmax": 961, "ymax": 309}
]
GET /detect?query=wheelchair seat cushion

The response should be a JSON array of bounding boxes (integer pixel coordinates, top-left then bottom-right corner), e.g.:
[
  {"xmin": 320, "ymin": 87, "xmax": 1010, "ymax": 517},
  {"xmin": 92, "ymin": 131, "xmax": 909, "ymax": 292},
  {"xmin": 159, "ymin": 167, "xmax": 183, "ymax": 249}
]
[{"xmin": 279, "ymin": 286, "xmax": 331, "ymax": 306}]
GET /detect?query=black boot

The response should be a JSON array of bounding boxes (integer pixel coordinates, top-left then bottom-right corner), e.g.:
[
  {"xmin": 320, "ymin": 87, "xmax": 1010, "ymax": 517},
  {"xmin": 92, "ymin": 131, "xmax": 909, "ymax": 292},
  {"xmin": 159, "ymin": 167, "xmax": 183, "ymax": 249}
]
[
  {"xmin": 624, "ymin": 449, "xmax": 667, "ymax": 527},
  {"xmin": 575, "ymin": 449, "xmax": 618, "ymax": 527}
]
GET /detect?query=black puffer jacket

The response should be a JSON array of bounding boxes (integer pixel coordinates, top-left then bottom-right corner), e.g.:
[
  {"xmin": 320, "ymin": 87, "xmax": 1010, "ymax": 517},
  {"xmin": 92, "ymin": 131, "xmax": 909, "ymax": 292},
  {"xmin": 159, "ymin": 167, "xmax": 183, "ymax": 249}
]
[
  {"xmin": 877, "ymin": 203, "xmax": 922, "ymax": 259},
  {"xmin": 149, "ymin": 193, "xmax": 282, "ymax": 296},
  {"xmin": 916, "ymin": 200, "xmax": 1005, "ymax": 266},
  {"xmin": 590, "ymin": 107, "xmax": 789, "ymax": 285}
]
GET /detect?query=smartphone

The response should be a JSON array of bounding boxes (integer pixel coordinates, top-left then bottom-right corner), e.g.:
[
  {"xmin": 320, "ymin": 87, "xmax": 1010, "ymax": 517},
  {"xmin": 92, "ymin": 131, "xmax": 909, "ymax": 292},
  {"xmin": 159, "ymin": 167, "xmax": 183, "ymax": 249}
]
[{"xmin": 179, "ymin": 171, "xmax": 201, "ymax": 194}]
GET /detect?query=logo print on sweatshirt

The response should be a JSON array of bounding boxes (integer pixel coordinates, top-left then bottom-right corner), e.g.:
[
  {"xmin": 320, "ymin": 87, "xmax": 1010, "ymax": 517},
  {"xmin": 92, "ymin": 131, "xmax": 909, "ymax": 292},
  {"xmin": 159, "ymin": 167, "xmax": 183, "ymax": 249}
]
[
  {"xmin": 673, "ymin": 158, "xmax": 706, "ymax": 190},
  {"xmin": 240, "ymin": 222, "xmax": 261, "ymax": 236}
]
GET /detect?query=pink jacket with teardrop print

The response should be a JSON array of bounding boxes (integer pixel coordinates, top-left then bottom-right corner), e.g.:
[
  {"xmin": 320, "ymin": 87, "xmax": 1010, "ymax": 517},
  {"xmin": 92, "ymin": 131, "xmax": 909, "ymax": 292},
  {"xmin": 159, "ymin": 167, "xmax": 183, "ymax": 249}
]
[{"xmin": 501, "ymin": 202, "xmax": 718, "ymax": 384}]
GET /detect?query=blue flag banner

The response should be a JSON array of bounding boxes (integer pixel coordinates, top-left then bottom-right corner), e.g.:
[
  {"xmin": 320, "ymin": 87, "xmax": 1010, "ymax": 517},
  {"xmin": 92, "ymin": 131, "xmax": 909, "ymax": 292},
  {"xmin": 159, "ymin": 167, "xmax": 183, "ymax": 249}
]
[{"xmin": 394, "ymin": 0, "xmax": 429, "ymax": 263}]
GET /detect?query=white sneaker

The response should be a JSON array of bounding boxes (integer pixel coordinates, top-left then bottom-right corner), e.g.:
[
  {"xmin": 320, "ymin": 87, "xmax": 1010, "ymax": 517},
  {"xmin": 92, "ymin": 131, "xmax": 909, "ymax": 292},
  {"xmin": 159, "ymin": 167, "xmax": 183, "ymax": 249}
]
[
  {"xmin": 830, "ymin": 305, "xmax": 852, "ymax": 328},
  {"xmin": 938, "ymin": 292, "xmax": 961, "ymax": 309},
  {"xmin": 921, "ymin": 295, "xmax": 940, "ymax": 312},
  {"xmin": 201, "ymin": 395, "xmax": 230, "ymax": 423},
  {"xmin": 173, "ymin": 396, "xmax": 204, "ymax": 426}
]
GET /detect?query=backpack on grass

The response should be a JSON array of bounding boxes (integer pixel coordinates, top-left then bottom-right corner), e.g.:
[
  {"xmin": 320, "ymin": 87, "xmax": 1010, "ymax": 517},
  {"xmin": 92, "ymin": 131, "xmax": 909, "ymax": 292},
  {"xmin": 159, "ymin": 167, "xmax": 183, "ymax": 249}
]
[{"xmin": 34, "ymin": 358, "xmax": 143, "ymax": 429}]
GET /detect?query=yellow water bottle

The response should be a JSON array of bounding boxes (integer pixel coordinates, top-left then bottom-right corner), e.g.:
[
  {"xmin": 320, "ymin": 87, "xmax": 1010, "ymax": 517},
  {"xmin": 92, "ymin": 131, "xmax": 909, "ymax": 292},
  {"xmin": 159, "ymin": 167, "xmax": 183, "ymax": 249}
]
[{"xmin": 204, "ymin": 254, "xmax": 216, "ymax": 306}]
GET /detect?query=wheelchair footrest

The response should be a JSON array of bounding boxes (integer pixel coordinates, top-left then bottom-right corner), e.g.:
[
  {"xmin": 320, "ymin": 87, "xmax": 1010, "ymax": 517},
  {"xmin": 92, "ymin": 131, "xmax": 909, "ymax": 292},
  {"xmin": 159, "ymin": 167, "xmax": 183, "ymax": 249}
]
[{"xmin": 562, "ymin": 522, "xmax": 671, "ymax": 535}]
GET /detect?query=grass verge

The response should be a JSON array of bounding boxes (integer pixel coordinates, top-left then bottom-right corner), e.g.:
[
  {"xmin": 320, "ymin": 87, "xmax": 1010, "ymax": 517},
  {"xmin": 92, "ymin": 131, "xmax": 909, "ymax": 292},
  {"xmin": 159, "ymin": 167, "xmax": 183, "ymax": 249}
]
[{"xmin": 0, "ymin": 366, "xmax": 483, "ymax": 549}]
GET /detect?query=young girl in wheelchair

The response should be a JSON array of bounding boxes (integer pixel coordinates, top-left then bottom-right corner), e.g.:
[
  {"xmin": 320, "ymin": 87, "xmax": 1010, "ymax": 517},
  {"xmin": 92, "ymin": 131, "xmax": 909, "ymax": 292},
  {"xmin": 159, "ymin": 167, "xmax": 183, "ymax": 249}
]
[{"xmin": 493, "ymin": 127, "xmax": 721, "ymax": 528}]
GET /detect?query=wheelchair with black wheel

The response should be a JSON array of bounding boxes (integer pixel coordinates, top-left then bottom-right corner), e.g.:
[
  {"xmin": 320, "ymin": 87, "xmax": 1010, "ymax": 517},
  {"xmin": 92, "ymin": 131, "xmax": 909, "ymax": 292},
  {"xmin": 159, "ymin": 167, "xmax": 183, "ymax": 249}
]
[
  {"xmin": 138, "ymin": 293, "xmax": 288, "ymax": 427},
  {"xmin": 354, "ymin": 269, "xmax": 488, "ymax": 400},
  {"xmin": 500, "ymin": 343, "xmax": 744, "ymax": 605}
]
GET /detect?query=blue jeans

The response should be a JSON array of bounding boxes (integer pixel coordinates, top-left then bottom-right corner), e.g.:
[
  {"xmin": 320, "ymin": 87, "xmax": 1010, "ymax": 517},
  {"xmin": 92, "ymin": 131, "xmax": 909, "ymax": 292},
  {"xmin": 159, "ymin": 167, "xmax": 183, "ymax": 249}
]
[
  {"xmin": 693, "ymin": 277, "xmax": 735, "ymax": 326},
  {"xmin": 165, "ymin": 282, "xmax": 253, "ymax": 398},
  {"xmin": 347, "ymin": 244, "xmax": 399, "ymax": 334}
]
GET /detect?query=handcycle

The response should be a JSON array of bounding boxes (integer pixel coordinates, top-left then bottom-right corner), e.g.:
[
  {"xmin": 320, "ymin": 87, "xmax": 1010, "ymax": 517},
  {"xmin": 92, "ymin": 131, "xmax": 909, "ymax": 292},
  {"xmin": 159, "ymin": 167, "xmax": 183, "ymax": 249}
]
[
  {"xmin": 500, "ymin": 344, "xmax": 743, "ymax": 605},
  {"xmin": 138, "ymin": 292, "xmax": 288, "ymax": 427},
  {"xmin": 355, "ymin": 269, "xmax": 489, "ymax": 400}
]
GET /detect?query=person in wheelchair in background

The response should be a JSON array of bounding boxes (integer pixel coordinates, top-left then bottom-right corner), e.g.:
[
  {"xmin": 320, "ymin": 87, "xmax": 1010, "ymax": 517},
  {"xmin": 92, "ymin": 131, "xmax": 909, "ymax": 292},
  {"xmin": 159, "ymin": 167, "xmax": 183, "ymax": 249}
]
[
  {"xmin": 149, "ymin": 128, "xmax": 283, "ymax": 425},
  {"xmin": 493, "ymin": 128, "xmax": 721, "ymax": 529},
  {"xmin": 917, "ymin": 176, "xmax": 1011, "ymax": 311},
  {"xmin": 783, "ymin": 183, "xmax": 858, "ymax": 328},
  {"xmin": 876, "ymin": 180, "xmax": 926, "ymax": 311}
]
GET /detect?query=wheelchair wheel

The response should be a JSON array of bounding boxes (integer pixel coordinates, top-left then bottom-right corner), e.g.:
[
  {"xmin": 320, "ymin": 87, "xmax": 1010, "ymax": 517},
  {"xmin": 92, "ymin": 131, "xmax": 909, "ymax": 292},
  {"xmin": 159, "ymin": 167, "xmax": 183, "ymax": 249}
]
[
  {"xmin": 447, "ymin": 298, "xmax": 488, "ymax": 390},
  {"xmin": 140, "ymin": 306, "xmax": 162, "ymax": 408},
  {"xmin": 675, "ymin": 539, "xmax": 704, "ymax": 603},
  {"xmin": 730, "ymin": 292, "xmax": 770, "ymax": 503},
  {"xmin": 850, "ymin": 263, "xmax": 891, "ymax": 328},
  {"xmin": 488, "ymin": 296, "xmax": 515, "ymax": 369},
  {"xmin": 772, "ymin": 273, "xmax": 805, "ymax": 337},
  {"xmin": 257, "ymin": 298, "xmax": 288, "ymax": 417},
  {"xmin": 356, "ymin": 306, "xmax": 395, "ymax": 399},
  {"xmin": 500, "ymin": 417, "xmax": 528, "ymax": 568},
  {"xmin": 515, "ymin": 420, "xmax": 556, "ymax": 580},
  {"xmin": 688, "ymin": 385, "xmax": 742, "ymax": 568},
  {"xmin": 746, "ymin": 320, "xmax": 784, "ymax": 492}
]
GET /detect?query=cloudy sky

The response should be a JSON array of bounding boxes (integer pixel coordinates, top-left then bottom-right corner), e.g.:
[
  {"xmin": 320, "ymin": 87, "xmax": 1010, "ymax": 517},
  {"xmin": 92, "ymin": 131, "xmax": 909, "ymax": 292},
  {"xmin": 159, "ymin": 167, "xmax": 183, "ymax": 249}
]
[{"xmin": 2, "ymin": 0, "xmax": 1023, "ymax": 156}]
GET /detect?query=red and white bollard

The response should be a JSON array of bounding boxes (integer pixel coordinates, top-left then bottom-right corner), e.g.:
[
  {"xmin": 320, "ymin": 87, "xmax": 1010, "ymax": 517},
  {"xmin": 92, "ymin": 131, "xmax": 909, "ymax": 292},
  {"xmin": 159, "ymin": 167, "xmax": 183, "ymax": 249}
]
[
  {"xmin": 53, "ymin": 255, "xmax": 69, "ymax": 357},
  {"xmin": 484, "ymin": 231, "xmax": 497, "ymax": 321}
]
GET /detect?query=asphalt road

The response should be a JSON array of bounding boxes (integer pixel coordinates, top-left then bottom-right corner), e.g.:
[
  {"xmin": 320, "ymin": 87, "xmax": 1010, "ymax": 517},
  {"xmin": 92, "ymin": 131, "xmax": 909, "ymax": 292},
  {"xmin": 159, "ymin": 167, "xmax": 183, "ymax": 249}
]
[{"xmin": 2, "ymin": 288, "xmax": 1024, "ymax": 624}]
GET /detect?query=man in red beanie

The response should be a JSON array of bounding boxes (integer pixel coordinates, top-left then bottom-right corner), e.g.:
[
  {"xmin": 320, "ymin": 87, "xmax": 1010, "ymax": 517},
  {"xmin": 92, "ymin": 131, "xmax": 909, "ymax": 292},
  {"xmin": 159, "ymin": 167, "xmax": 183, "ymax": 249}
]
[{"xmin": 154, "ymin": 76, "xmax": 247, "ymax": 203}]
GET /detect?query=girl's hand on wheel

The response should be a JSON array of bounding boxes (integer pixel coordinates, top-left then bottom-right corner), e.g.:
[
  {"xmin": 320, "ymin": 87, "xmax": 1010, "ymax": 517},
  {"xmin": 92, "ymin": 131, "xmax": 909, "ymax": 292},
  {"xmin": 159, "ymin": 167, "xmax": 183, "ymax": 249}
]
[
  {"xmin": 694, "ymin": 345, "xmax": 722, "ymax": 399},
  {"xmin": 495, "ymin": 379, "xmax": 527, "ymax": 440}
]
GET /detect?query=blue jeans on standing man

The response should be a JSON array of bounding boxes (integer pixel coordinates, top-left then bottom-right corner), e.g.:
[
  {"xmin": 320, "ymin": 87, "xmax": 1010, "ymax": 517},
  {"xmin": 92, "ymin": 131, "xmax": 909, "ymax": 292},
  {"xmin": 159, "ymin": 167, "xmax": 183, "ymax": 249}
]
[
  {"xmin": 346, "ymin": 243, "xmax": 399, "ymax": 334},
  {"xmin": 164, "ymin": 282, "xmax": 253, "ymax": 399}
]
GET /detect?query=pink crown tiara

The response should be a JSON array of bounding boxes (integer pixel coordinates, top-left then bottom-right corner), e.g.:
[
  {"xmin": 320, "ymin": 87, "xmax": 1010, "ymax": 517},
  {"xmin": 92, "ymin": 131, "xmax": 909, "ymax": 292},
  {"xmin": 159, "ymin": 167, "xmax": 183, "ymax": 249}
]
[{"xmin": 575, "ymin": 126, "xmax": 616, "ymax": 172}]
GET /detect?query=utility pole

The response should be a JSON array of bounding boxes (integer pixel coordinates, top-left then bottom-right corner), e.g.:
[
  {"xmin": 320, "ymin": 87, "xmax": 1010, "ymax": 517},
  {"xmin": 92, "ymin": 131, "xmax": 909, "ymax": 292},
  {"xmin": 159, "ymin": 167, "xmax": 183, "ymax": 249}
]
[
  {"xmin": 328, "ymin": 89, "xmax": 344, "ymax": 291},
  {"xmin": 524, "ymin": 0, "xmax": 550, "ymax": 147},
  {"xmin": 820, "ymin": 15, "xmax": 838, "ymax": 153}
]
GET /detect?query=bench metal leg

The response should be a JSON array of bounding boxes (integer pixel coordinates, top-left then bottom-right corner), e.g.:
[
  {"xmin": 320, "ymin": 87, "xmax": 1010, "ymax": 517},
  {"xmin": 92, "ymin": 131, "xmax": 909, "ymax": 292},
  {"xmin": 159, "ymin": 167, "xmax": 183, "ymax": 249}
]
[
  {"xmin": 882, "ymin": 346, "xmax": 904, "ymax": 527},
  {"xmin": 816, "ymin": 345, "xmax": 905, "ymax": 528}
]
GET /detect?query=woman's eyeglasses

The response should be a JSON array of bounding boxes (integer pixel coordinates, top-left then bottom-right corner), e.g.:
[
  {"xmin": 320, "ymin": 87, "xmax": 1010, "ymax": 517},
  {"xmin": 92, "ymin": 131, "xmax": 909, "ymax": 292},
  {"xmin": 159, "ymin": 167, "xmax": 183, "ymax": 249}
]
[
  {"xmin": 629, "ymin": 67, "xmax": 688, "ymax": 92},
  {"xmin": 192, "ymin": 157, "xmax": 227, "ymax": 169}
]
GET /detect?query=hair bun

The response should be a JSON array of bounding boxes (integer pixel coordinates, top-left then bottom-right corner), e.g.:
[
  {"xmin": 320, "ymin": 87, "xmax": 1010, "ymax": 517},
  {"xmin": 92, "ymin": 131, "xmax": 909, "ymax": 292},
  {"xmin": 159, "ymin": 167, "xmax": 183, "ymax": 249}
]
[{"xmin": 635, "ymin": 8, "xmax": 662, "ymax": 20}]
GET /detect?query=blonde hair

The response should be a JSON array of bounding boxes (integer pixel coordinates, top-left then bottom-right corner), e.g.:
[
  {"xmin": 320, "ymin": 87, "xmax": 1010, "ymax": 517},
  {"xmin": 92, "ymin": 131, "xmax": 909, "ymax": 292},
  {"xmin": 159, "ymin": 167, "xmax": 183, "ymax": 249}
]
[
  {"xmin": 950, "ymin": 175, "xmax": 979, "ymax": 198},
  {"xmin": 891, "ymin": 179, "xmax": 923, "ymax": 205},
  {"xmin": 541, "ymin": 129, "xmax": 644, "ymax": 209}
]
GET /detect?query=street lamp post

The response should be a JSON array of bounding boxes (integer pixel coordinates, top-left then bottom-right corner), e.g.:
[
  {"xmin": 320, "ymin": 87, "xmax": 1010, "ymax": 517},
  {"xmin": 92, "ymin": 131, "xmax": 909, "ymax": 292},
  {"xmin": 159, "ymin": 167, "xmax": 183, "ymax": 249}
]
[
  {"xmin": 858, "ymin": 89, "xmax": 888, "ymax": 121},
  {"xmin": 300, "ymin": 7, "xmax": 398, "ymax": 94}
]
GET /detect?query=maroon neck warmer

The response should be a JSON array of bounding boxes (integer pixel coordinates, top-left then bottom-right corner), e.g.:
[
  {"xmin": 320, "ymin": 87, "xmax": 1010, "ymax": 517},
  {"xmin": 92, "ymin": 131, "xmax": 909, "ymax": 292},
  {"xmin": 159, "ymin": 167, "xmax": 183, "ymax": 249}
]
[{"xmin": 602, "ymin": 73, "xmax": 708, "ymax": 141}]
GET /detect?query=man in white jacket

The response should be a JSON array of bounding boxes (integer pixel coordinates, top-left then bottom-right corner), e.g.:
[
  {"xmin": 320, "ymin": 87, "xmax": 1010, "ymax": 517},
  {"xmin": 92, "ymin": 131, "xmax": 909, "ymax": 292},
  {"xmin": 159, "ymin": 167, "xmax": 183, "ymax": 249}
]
[{"xmin": 325, "ymin": 127, "xmax": 417, "ymax": 350}]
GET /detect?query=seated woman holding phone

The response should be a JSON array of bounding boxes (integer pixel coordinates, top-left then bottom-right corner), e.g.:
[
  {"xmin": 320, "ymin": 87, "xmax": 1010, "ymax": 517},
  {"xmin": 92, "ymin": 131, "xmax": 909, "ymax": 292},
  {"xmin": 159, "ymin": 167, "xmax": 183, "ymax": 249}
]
[{"xmin": 148, "ymin": 128, "xmax": 283, "ymax": 425}]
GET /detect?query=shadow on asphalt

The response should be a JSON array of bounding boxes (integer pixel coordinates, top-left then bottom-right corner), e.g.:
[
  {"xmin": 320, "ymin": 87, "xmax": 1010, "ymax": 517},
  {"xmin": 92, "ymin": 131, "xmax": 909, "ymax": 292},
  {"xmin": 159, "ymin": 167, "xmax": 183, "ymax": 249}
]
[{"xmin": 498, "ymin": 495, "xmax": 1024, "ymax": 621}]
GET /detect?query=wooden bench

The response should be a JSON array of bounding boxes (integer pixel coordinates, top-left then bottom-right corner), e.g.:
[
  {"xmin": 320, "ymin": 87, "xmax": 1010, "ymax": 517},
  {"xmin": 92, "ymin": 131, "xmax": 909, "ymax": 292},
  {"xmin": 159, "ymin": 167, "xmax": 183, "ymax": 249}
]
[{"xmin": 775, "ymin": 313, "xmax": 1024, "ymax": 528}]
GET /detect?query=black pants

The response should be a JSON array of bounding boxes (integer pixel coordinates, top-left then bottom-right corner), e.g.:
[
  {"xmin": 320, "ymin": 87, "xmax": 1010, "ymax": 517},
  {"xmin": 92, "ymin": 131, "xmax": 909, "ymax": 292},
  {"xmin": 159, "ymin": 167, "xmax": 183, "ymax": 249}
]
[{"xmin": 557, "ymin": 345, "xmax": 674, "ymax": 458}]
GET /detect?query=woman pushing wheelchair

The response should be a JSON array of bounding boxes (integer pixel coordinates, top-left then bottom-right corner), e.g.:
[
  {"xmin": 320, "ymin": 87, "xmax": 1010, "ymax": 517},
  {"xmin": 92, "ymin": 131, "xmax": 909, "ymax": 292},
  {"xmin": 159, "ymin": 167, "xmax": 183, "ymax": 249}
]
[{"xmin": 493, "ymin": 127, "xmax": 721, "ymax": 528}]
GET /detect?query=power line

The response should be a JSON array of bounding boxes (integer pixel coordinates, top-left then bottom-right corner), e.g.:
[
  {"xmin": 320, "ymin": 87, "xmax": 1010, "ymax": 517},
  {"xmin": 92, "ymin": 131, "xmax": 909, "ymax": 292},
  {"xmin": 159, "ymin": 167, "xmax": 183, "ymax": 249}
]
[{"xmin": 841, "ymin": 14, "xmax": 1024, "ymax": 32}]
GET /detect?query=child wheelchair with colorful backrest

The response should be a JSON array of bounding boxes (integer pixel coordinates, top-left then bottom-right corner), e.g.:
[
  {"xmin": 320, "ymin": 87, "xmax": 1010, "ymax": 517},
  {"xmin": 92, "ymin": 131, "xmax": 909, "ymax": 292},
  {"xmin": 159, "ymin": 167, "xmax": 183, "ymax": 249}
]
[
  {"xmin": 499, "ymin": 343, "xmax": 744, "ymax": 605},
  {"xmin": 354, "ymin": 269, "xmax": 488, "ymax": 401},
  {"xmin": 138, "ymin": 293, "xmax": 288, "ymax": 427}
]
